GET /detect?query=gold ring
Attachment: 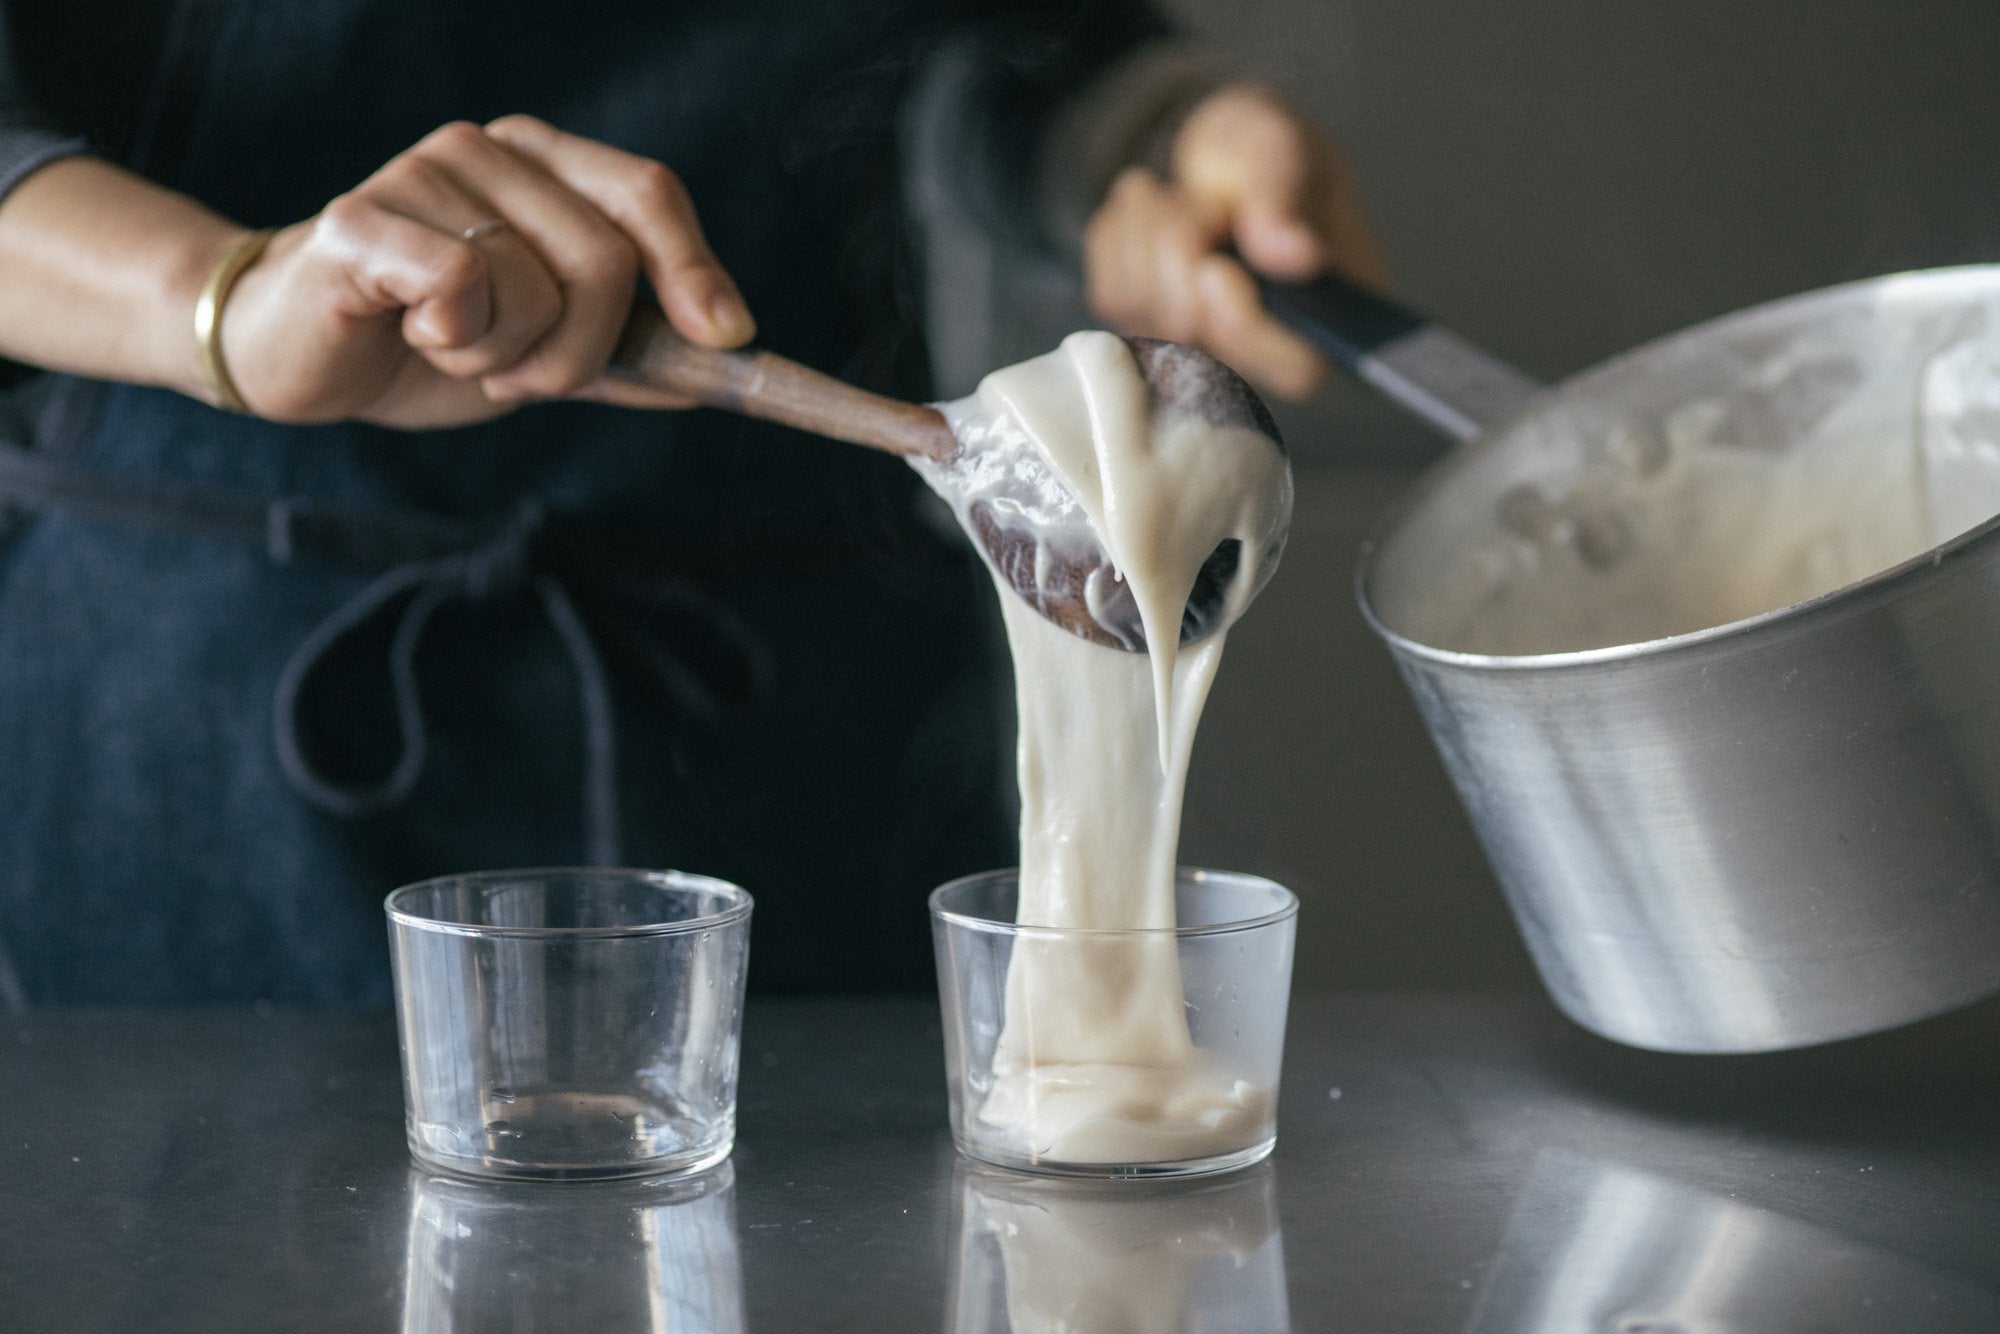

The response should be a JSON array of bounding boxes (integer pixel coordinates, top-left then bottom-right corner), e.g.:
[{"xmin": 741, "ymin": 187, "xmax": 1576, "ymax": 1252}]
[{"xmin": 460, "ymin": 218, "xmax": 508, "ymax": 242}]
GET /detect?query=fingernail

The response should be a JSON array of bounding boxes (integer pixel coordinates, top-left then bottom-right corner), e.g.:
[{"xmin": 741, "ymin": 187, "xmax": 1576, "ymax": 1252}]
[
  {"xmin": 408, "ymin": 312, "xmax": 447, "ymax": 348},
  {"xmin": 707, "ymin": 291, "xmax": 754, "ymax": 345}
]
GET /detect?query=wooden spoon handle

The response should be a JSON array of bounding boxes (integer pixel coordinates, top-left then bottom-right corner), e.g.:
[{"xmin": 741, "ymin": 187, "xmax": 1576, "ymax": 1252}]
[{"xmin": 609, "ymin": 305, "xmax": 956, "ymax": 463}]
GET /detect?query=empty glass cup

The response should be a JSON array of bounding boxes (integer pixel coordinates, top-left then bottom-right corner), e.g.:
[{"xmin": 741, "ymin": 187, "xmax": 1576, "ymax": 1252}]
[
  {"xmin": 931, "ymin": 868, "xmax": 1297, "ymax": 1179},
  {"xmin": 387, "ymin": 868, "xmax": 751, "ymax": 1182}
]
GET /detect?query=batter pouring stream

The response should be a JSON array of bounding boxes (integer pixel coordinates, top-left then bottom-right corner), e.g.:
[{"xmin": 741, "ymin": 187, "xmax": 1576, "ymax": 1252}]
[{"xmin": 918, "ymin": 331, "xmax": 1291, "ymax": 1164}]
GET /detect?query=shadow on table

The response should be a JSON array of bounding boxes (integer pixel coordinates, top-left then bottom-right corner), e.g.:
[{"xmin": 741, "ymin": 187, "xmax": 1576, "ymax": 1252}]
[{"xmin": 1521, "ymin": 987, "xmax": 2000, "ymax": 1143}]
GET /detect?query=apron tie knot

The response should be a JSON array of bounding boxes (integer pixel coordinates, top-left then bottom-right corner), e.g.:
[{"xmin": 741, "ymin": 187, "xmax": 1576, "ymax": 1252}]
[{"xmin": 272, "ymin": 502, "xmax": 622, "ymax": 865}]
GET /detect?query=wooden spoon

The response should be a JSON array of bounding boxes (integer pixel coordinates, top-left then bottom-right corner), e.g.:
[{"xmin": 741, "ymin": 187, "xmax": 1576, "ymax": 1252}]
[{"xmin": 609, "ymin": 306, "xmax": 1284, "ymax": 650}]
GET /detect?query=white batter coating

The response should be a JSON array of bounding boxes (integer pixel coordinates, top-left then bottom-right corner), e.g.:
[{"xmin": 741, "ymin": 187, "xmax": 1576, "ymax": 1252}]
[{"xmin": 919, "ymin": 331, "xmax": 1290, "ymax": 1164}]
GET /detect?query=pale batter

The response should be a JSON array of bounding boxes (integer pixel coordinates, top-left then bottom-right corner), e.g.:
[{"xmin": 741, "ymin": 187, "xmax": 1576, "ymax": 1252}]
[
  {"xmin": 919, "ymin": 331, "xmax": 1290, "ymax": 1165},
  {"xmin": 1377, "ymin": 295, "xmax": 2000, "ymax": 656}
]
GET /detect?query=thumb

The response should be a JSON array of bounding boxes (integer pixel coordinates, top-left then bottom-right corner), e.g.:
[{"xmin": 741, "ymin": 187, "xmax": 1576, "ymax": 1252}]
[{"xmin": 1233, "ymin": 189, "xmax": 1322, "ymax": 280}]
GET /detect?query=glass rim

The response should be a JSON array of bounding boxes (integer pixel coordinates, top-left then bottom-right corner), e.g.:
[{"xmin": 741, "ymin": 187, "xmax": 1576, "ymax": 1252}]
[
  {"xmin": 928, "ymin": 866, "xmax": 1299, "ymax": 940},
  {"xmin": 384, "ymin": 866, "xmax": 753, "ymax": 940}
]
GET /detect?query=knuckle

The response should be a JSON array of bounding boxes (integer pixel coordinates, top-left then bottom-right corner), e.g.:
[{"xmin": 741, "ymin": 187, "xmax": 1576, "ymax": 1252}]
[
  {"xmin": 484, "ymin": 113, "xmax": 546, "ymax": 138},
  {"xmin": 315, "ymin": 191, "xmax": 370, "ymax": 241},
  {"xmin": 385, "ymin": 153, "xmax": 450, "ymax": 197},
  {"xmin": 421, "ymin": 120, "xmax": 488, "ymax": 156},
  {"xmin": 430, "ymin": 241, "xmax": 486, "ymax": 293},
  {"xmin": 627, "ymin": 160, "xmax": 688, "ymax": 214}
]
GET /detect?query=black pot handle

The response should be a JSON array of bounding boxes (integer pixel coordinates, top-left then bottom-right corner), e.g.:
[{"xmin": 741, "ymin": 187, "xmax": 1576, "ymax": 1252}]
[{"xmin": 1258, "ymin": 272, "xmax": 1543, "ymax": 443}]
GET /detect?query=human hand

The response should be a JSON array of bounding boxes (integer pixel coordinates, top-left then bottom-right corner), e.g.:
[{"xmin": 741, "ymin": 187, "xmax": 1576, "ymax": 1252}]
[
  {"xmin": 1082, "ymin": 84, "xmax": 1388, "ymax": 401},
  {"xmin": 217, "ymin": 117, "xmax": 752, "ymax": 428}
]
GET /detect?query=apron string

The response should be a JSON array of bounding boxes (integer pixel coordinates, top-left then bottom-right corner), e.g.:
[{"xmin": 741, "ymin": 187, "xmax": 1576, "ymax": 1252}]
[
  {"xmin": 270, "ymin": 503, "xmax": 623, "ymax": 866},
  {"xmin": 0, "ymin": 447, "xmax": 777, "ymax": 869}
]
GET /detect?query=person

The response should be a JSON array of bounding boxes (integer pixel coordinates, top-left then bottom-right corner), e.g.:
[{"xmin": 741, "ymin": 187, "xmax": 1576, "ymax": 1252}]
[{"xmin": 0, "ymin": 0, "xmax": 1384, "ymax": 1007}]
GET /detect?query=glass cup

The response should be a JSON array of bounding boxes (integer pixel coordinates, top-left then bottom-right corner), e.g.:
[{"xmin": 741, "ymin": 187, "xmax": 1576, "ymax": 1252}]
[
  {"xmin": 386, "ymin": 868, "xmax": 752, "ymax": 1182},
  {"xmin": 931, "ymin": 868, "xmax": 1297, "ymax": 1179}
]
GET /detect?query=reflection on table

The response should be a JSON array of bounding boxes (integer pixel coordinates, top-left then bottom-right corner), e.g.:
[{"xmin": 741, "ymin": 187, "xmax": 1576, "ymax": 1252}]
[
  {"xmin": 3, "ymin": 998, "xmax": 1994, "ymax": 1331},
  {"xmin": 402, "ymin": 1162, "xmax": 744, "ymax": 1334},
  {"xmin": 948, "ymin": 1163, "xmax": 1289, "ymax": 1334},
  {"xmin": 1465, "ymin": 1150, "xmax": 2000, "ymax": 1333}
]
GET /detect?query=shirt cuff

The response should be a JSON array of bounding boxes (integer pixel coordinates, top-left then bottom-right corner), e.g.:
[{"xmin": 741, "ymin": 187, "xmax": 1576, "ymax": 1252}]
[{"xmin": 0, "ymin": 129, "xmax": 87, "ymax": 209}]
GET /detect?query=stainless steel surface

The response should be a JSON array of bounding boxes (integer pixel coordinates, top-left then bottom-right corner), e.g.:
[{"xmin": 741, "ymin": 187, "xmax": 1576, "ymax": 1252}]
[
  {"xmin": 1358, "ymin": 325, "xmax": 1543, "ymax": 445},
  {"xmin": 2, "ymin": 994, "xmax": 1995, "ymax": 1332},
  {"xmin": 1360, "ymin": 267, "xmax": 2000, "ymax": 1052},
  {"xmin": 1256, "ymin": 273, "xmax": 1543, "ymax": 445}
]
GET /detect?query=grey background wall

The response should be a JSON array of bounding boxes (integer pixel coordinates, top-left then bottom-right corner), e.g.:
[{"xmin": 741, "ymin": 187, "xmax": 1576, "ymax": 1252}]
[{"xmin": 937, "ymin": 1, "xmax": 2000, "ymax": 992}]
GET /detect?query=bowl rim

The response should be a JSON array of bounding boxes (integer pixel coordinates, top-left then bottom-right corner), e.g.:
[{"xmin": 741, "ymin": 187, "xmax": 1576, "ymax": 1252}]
[
  {"xmin": 384, "ymin": 867, "xmax": 753, "ymax": 940},
  {"xmin": 1357, "ymin": 263, "xmax": 2000, "ymax": 672},
  {"xmin": 929, "ymin": 866, "xmax": 1300, "ymax": 940}
]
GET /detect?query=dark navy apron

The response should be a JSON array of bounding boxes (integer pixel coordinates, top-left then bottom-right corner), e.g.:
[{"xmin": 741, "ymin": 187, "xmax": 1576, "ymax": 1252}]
[{"xmin": 0, "ymin": 0, "xmax": 1012, "ymax": 1006}]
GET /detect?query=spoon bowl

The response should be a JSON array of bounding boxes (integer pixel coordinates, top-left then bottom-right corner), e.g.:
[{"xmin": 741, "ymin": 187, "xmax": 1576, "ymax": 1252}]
[{"xmin": 610, "ymin": 310, "xmax": 1288, "ymax": 650}]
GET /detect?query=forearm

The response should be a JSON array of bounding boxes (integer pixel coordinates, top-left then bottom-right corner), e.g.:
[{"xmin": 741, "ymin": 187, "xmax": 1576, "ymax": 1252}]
[{"xmin": 0, "ymin": 155, "xmax": 245, "ymax": 399}]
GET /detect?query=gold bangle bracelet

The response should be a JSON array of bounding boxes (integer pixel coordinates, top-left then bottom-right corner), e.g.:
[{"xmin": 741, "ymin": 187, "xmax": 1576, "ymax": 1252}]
[{"xmin": 193, "ymin": 227, "xmax": 277, "ymax": 414}]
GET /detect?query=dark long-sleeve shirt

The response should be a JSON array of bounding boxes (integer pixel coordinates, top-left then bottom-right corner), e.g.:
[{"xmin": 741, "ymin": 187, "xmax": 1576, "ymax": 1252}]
[
  {"xmin": 0, "ymin": 6, "xmax": 79, "ymax": 201},
  {"xmin": 0, "ymin": 0, "xmax": 1224, "ymax": 1006}
]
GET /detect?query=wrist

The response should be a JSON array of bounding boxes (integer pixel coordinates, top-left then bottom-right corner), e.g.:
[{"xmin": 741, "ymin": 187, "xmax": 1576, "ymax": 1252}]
[
  {"xmin": 191, "ymin": 227, "xmax": 280, "ymax": 413},
  {"xmin": 0, "ymin": 157, "xmax": 253, "ymax": 393},
  {"xmin": 156, "ymin": 223, "xmax": 257, "ymax": 401}
]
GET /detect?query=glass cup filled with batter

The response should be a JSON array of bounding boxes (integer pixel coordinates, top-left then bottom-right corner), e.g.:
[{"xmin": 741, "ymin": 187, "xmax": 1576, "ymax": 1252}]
[
  {"xmin": 933, "ymin": 868, "xmax": 1296, "ymax": 1177},
  {"xmin": 914, "ymin": 330, "xmax": 1298, "ymax": 1178}
]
